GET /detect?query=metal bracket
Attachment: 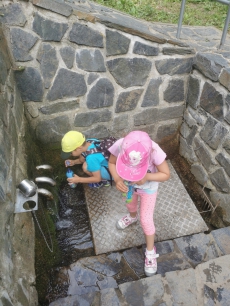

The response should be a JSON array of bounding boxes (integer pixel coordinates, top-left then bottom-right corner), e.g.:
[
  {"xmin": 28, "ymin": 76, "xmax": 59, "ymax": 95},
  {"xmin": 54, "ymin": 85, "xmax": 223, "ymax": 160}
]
[{"xmin": 14, "ymin": 189, "xmax": 38, "ymax": 213}]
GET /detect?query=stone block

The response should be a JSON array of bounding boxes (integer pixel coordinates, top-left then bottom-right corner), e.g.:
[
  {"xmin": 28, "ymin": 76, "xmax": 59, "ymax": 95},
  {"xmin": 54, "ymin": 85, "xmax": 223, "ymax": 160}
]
[
  {"xmin": 211, "ymin": 227, "xmax": 230, "ymax": 255},
  {"xmin": 219, "ymin": 67, "xmax": 230, "ymax": 91},
  {"xmin": 195, "ymin": 255, "xmax": 230, "ymax": 305},
  {"xmin": 0, "ymin": 50, "xmax": 10, "ymax": 86},
  {"xmin": 74, "ymin": 109, "xmax": 112, "ymax": 127},
  {"xmin": 37, "ymin": 43, "xmax": 58, "ymax": 89},
  {"xmin": 164, "ymin": 79, "xmax": 185, "ymax": 103},
  {"xmin": 0, "ymin": 3, "xmax": 26, "ymax": 26},
  {"xmin": 112, "ymin": 114, "xmax": 129, "ymax": 134},
  {"xmin": 186, "ymin": 75, "xmax": 200, "ymax": 109},
  {"xmin": 86, "ymin": 78, "xmax": 114, "ymax": 109},
  {"xmin": 133, "ymin": 41, "xmax": 159, "ymax": 56},
  {"xmin": 39, "ymin": 100, "xmax": 79, "ymax": 115},
  {"xmin": 122, "ymin": 247, "xmax": 145, "ymax": 277},
  {"xmin": 14, "ymin": 67, "xmax": 44, "ymax": 102},
  {"xmin": 84, "ymin": 125, "xmax": 110, "ymax": 139},
  {"xmin": 134, "ymin": 108, "xmax": 158, "ymax": 126},
  {"xmin": 69, "ymin": 22, "xmax": 103, "ymax": 47},
  {"xmin": 107, "ymin": 58, "xmax": 152, "ymax": 88},
  {"xmin": 163, "ymin": 47, "xmax": 195, "ymax": 55},
  {"xmin": 194, "ymin": 52, "xmax": 229, "ymax": 81},
  {"xmin": 106, "ymin": 29, "xmax": 130, "ymax": 56},
  {"xmin": 115, "ymin": 89, "xmax": 143, "ymax": 113},
  {"xmin": 190, "ymin": 164, "xmax": 213, "ymax": 189},
  {"xmin": 47, "ymin": 68, "xmax": 87, "ymax": 101},
  {"xmin": 200, "ymin": 82, "xmax": 224, "ymax": 121},
  {"xmin": 175, "ymin": 232, "xmax": 221, "ymax": 267},
  {"xmin": 200, "ymin": 117, "xmax": 228, "ymax": 150},
  {"xmin": 100, "ymin": 288, "xmax": 120, "ymax": 305},
  {"xmin": 35, "ymin": 115, "xmax": 71, "ymax": 145},
  {"xmin": 76, "ymin": 49, "xmax": 106, "ymax": 72},
  {"xmin": 184, "ymin": 108, "xmax": 197, "ymax": 127},
  {"xmin": 60, "ymin": 46, "xmax": 75, "ymax": 70},
  {"xmin": 216, "ymin": 153, "xmax": 230, "ymax": 178},
  {"xmin": 155, "ymin": 57, "xmax": 193, "ymax": 75},
  {"xmin": 186, "ymin": 125, "xmax": 198, "ymax": 146},
  {"xmin": 156, "ymin": 120, "xmax": 180, "ymax": 142},
  {"xmin": 97, "ymin": 11, "xmax": 166, "ymax": 44},
  {"xmin": 159, "ymin": 105, "xmax": 184, "ymax": 121},
  {"xmin": 180, "ymin": 122, "xmax": 190, "ymax": 139},
  {"xmin": 119, "ymin": 275, "xmax": 169, "ymax": 305},
  {"xmin": 14, "ymin": 87, "xmax": 24, "ymax": 130},
  {"xmin": 165, "ymin": 268, "xmax": 198, "ymax": 305},
  {"xmin": 10, "ymin": 28, "xmax": 38, "ymax": 62},
  {"xmin": 223, "ymin": 136, "xmax": 230, "ymax": 154},
  {"xmin": 49, "ymin": 292, "xmax": 97, "ymax": 306},
  {"xmin": 187, "ymin": 107, "xmax": 206, "ymax": 126},
  {"xmin": 210, "ymin": 168, "xmax": 230, "ymax": 193},
  {"xmin": 33, "ymin": 13, "xmax": 68, "ymax": 41},
  {"xmin": 194, "ymin": 137, "xmax": 217, "ymax": 172},
  {"xmin": 33, "ymin": 0, "xmax": 73, "ymax": 17},
  {"xmin": 141, "ymin": 78, "xmax": 162, "ymax": 107}
]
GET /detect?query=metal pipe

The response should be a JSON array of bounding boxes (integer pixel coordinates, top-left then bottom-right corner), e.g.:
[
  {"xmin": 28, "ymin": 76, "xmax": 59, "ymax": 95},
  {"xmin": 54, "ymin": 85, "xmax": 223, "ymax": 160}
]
[
  {"xmin": 176, "ymin": 0, "xmax": 187, "ymax": 39},
  {"xmin": 36, "ymin": 164, "xmax": 53, "ymax": 171},
  {"xmin": 219, "ymin": 3, "xmax": 230, "ymax": 49},
  {"xmin": 37, "ymin": 188, "xmax": 54, "ymax": 200},
  {"xmin": 35, "ymin": 177, "xmax": 56, "ymax": 186}
]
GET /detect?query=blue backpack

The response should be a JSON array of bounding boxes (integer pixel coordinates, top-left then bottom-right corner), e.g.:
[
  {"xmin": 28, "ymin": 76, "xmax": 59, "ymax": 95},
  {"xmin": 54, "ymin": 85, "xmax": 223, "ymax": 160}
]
[{"xmin": 81, "ymin": 136, "xmax": 117, "ymax": 186}]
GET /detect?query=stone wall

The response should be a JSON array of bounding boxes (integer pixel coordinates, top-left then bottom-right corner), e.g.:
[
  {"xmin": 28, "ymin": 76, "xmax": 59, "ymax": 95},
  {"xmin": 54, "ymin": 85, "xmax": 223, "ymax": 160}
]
[
  {"xmin": 0, "ymin": 25, "xmax": 37, "ymax": 306},
  {"xmin": 0, "ymin": 0, "xmax": 195, "ymax": 156},
  {"xmin": 180, "ymin": 53, "xmax": 230, "ymax": 226}
]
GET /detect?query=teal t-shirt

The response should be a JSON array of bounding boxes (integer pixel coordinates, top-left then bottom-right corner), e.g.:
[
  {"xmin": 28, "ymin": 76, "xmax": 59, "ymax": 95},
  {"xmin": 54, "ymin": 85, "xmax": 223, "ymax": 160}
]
[{"xmin": 86, "ymin": 143, "xmax": 108, "ymax": 173}]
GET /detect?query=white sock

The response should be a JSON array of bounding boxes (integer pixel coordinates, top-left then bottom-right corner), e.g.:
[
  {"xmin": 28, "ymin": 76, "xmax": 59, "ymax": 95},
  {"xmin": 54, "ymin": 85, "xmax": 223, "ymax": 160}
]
[{"xmin": 146, "ymin": 248, "xmax": 155, "ymax": 255}]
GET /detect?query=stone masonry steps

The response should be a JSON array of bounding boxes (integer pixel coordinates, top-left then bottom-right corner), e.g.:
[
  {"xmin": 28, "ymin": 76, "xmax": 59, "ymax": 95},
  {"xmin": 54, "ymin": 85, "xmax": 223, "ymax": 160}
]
[{"xmin": 49, "ymin": 226, "xmax": 230, "ymax": 305}]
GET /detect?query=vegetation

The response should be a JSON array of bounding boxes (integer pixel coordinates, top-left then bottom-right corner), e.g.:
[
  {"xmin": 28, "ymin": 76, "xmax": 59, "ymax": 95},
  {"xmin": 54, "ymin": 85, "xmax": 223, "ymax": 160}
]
[{"xmin": 93, "ymin": 0, "xmax": 228, "ymax": 31}]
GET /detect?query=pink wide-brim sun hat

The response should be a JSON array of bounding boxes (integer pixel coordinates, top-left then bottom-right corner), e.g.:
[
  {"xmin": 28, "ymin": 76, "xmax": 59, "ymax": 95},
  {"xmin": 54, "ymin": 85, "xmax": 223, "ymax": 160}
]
[{"xmin": 116, "ymin": 131, "xmax": 152, "ymax": 182}]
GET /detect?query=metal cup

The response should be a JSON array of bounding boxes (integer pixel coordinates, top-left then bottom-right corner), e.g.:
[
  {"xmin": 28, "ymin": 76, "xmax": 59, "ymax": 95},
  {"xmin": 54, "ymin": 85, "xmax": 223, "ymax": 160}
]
[{"xmin": 17, "ymin": 179, "xmax": 37, "ymax": 198}]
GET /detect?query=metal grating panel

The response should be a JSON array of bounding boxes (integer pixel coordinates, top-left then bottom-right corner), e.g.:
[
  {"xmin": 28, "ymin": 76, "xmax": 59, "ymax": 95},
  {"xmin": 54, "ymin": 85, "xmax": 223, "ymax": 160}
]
[{"xmin": 84, "ymin": 161, "xmax": 208, "ymax": 255}]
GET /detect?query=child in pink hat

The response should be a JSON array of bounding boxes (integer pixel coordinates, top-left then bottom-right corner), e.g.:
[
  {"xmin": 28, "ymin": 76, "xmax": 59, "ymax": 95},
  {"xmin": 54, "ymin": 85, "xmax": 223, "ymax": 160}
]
[{"xmin": 108, "ymin": 131, "xmax": 170, "ymax": 276}]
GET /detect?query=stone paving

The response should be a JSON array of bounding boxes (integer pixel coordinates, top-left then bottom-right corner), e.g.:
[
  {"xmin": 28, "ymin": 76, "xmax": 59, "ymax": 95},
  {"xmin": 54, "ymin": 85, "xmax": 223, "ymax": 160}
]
[{"xmin": 49, "ymin": 227, "xmax": 230, "ymax": 305}]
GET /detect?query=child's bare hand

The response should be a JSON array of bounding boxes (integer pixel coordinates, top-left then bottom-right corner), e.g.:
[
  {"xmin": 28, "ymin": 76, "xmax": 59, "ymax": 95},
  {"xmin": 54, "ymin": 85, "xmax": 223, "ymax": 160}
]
[
  {"xmin": 67, "ymin": 174, "xmax": 79, "ymax": 184},
  {"xmin": 115, "ymin": 178, "xmax": 128, "ymax": 193},
  {"xmin": 65, "ymin": 159, "xmax": 75, "ymax": 167}
]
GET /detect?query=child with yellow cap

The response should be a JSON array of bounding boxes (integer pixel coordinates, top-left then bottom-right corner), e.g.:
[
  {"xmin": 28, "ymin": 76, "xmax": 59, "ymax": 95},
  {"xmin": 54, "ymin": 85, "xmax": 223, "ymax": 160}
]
[{"xmin": 61, "ymin": 131, "xmax": 111, "ymax": 188}]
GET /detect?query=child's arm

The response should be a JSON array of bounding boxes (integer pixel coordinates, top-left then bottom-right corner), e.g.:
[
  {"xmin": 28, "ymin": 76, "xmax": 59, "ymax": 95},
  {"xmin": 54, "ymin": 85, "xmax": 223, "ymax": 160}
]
[
  {"xmin": 135, "ymin": 160, "xmax": 170, "ymax": 186},
  {"xmin": 108, "ymin": 154, "xmax": 128, "ymax": 193},
  {"xmin": 67, "ymin": 170, "xmax": 102, "ymax": 184}
]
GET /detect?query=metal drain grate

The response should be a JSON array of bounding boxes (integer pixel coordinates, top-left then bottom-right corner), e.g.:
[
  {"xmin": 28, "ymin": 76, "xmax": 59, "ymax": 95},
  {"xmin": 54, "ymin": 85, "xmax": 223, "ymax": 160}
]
[{"xmin": 84, "ymin": 161, "xmax": 208, "ymax": 255}]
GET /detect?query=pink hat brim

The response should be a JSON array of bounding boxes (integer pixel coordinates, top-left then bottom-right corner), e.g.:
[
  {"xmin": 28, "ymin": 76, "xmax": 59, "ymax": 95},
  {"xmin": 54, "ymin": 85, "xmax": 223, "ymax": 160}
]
[{"xmin": 116, "ymin": 153, "xmax": 148, "ymax": 182}]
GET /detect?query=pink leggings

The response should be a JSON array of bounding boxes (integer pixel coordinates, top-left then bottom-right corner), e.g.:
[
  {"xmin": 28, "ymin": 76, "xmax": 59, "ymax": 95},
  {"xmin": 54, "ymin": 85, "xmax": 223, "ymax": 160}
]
[{"xmin": 126, "ymin": 191, "xmax": 157, "ymax": 236}]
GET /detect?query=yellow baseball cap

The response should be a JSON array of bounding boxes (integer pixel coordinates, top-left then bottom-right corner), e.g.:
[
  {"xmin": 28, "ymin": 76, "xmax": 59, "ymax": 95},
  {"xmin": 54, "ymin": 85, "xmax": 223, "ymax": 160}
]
[{"xmin": 61, "ymin": 131, "xmax": 85, "ymax": 159}]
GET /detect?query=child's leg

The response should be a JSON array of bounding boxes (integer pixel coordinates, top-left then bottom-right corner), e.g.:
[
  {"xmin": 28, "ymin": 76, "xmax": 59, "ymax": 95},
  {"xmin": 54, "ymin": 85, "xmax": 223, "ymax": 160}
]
[
  {"xmin": 126, "ymin": 192, "xmax": 138, "ymax": 218},
  {"xmin": 139, "ymin": 192, "xmax": 158, "ymax": 276},
  {"xmin": 139, "ymin": 192, "xmax": 157, "ymax": 250},
  {"xmin": 116, "ymin": 192, "xmax": 139, "ymax": 229}
]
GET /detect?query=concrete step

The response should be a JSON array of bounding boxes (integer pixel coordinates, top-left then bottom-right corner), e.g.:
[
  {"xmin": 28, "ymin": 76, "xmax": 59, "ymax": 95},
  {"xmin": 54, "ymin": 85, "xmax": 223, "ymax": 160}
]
[
  {"xmin": 49, "ymin": 226, "xmax": 230, "ymax": 305},
  {"xmin": 84, "ymin": 161, "xmax": 208, "ymax": 255}
]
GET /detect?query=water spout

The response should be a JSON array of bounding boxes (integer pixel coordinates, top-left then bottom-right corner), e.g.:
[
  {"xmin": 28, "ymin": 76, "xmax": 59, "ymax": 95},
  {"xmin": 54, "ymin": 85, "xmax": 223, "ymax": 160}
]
[
  {"xmin": 37, "ymin": 188, "xmax": 54, "ymax": 200},
  {"xmin": 35, "ymin": 177, "xmax": 56, "ymax": 186},
  {"xmin": 36, "ymin": 164, "xmax": 53, "ymax": 171}
]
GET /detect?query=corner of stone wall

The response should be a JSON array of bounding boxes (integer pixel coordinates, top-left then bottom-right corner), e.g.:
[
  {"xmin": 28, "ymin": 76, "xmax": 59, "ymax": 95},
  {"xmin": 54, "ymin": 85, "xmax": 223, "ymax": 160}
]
[
  {"xmin": 179, "ymin": 52, "xmax": 230, "ymax": 228},
  {"xmin": 0, "ymin": 23, "xmax": 38, "ymax": 306}
]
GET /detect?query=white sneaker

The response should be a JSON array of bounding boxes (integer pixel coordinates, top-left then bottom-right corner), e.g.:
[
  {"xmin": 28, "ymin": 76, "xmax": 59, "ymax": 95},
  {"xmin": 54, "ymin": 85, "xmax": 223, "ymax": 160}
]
[
  {"xmin": 116, "ymin": 214, "xmax": 138, "ymax": 230},
  {"xmin": 144, "ymin": 246, "xmax": 159, "ymax": 277}
]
